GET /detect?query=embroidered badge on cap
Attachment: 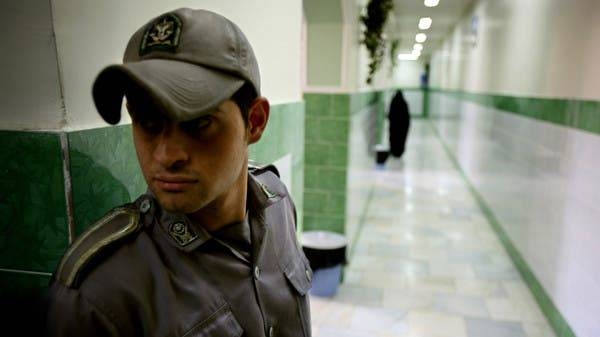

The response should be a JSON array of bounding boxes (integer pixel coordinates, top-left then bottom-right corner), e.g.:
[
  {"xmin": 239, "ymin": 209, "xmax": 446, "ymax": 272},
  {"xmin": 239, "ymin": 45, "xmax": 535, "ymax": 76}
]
[
  {"xmin": 139, "ymin": 13, "xmax": 183, "ymax": 56},
  {"xmin": 169, "ymin": 221, "xmax": 198, "ymax": 246}
]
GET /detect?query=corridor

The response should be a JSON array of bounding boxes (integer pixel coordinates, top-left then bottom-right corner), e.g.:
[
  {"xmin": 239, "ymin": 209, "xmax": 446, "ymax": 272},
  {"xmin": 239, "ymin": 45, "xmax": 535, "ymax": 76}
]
[{"xmin": 309, "ymin": 120, "xmax": 555, "ymax": 337}]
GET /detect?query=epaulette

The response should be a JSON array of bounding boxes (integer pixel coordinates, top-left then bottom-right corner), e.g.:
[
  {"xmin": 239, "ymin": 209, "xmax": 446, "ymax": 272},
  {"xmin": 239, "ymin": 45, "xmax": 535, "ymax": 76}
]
[
  {"xmin": 248, "ymin": 162, "xmax": 280, "ymax": 178},
  {"xmin": 55, "ymin": 205, "xmax": 142, "ymax": 288}
]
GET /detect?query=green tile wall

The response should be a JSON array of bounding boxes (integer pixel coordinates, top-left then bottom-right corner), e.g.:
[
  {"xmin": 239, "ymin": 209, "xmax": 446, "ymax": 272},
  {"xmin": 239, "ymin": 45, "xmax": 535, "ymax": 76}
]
[
  {"xmin": 304, "ymin": 94, "xmax": 350, "ymax": 233},
  {"xmin": 249, "ymin": 101, "xmax": 305, "ymax": 230},
  {"xmin": 0, "ymin": 131, "xmax": 68, "ymax": 273},
  {"xmin": 430, "ymin": 89, "xmax": 600, "ymax": 135},
  {"xmin": 304, "ymin": 91, "xmax": 388, "ymax": 234},
  {"xmin": 0, "ymin": 101, "xmax": 305, "ymax": 302},
  {"xmin": 0, "ymin": 271, "xmax": 52, "ymax": 297},
  {"xmin": 68, "ymin": 125, "xmax": 146, "ymax": 236}
]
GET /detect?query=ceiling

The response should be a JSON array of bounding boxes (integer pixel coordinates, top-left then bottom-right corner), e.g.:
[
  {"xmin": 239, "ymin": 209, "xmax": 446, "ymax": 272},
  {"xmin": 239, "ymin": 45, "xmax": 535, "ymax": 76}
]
[{"xmin": 389, "ymin": 0, "xmax": 474, "ymax": 58}]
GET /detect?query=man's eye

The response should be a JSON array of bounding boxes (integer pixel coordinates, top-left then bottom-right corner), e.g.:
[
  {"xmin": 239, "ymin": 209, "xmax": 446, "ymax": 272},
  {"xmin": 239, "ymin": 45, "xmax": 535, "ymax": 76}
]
[
  {"xmin": 182, "ymin": 117, "xmax": 212, "ymax": 134},
  {"xmin": 137, "ymin": 118, "xmax": 164, "ymax": 134},
  {"xmin": 196, "ymin": 118, "xmax": 211, "ymax": 129}
]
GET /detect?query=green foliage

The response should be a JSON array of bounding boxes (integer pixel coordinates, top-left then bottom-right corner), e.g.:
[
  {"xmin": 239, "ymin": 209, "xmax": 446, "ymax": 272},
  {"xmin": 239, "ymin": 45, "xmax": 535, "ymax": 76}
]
[
  {"xmin": 390, "ymin": 39, "xmax": 400, "ymax": 73},
  {"xmin": 360, "ymin": 0, "xmax": 394, "ymax": 84}
]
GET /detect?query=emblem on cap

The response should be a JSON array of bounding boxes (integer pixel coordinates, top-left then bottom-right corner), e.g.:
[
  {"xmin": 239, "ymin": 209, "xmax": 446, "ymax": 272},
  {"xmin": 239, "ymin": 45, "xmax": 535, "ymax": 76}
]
[
  {"xmin": 169, "ymin": 221, "xmax": 197, "ymax": 246},
  {"xmin": 140, "ymin": 13, "xmax": 183, "ymax": 56}
]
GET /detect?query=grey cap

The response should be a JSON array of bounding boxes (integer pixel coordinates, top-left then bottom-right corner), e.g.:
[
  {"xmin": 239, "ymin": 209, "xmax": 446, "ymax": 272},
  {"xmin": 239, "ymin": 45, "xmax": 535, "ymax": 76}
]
[{"xmin": 92, "ymin": 8, "xmax": 261, "ymax": 124}]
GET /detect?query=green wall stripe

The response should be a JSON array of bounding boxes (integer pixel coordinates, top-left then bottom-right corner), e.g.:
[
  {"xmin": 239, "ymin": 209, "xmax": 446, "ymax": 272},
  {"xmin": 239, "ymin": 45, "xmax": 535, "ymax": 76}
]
[
  {"xmin": 347, "ymin": 185, "xmax": 375, "ymax": 258},
  {"xmin": 430, "ymin": 88, "xmax": 600, "ymax": 136},
  {"xmin": 429, "ymin": 122, "xmax": 576, "ymax": 337}
]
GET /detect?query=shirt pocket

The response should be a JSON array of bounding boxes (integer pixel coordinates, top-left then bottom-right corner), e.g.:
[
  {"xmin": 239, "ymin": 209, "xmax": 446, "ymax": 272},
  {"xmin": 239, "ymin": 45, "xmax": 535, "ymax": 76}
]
[
  {"xmin": 283, "ymin": 255, "xmax": 312, "ymax": 296},
  {"xmin": 182, "ymin": 304, "xmax": 243, "ymax": 337},
  {"xmin": 283, "ymin": 256, "xmax": 313, "ymax": 337}
]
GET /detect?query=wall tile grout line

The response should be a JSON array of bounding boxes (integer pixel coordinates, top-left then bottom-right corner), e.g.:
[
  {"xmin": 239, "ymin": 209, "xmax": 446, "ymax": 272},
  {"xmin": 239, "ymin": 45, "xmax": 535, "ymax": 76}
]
[
  {"xmin": 427, "ymin": 120, "xmax": 577, "ymax": 337},
  {"xmin": 60, "ymin": 132, "xmax": 75, "ymax": 244},
  {"xmin": 0, "ymin": 268, "xmax": 53, "ymax": 277}
]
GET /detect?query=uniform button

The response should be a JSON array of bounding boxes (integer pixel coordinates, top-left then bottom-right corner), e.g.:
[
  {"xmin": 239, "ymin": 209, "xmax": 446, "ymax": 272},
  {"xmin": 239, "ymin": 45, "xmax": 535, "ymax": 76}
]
[
  {"xmin": 254, "ymin": 266, "xmax": 261, "ymax": 280},
  {"xmin": 139, "ymin": 199, "xmax": 151, "ymax": 213},
  {"xmin": 305, "ymin": 268, "xmax": 312, "ymax": 282},
  {"xmin": 268, "ymin": 326, "xmax": 274, "ymax": 337}
]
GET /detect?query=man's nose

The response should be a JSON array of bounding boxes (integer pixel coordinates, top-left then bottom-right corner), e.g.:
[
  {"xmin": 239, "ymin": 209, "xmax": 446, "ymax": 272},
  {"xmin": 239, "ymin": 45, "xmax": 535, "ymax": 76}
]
[{"xmin": 153, "ymin": 127, "xmax": 190, "ymax": 169}]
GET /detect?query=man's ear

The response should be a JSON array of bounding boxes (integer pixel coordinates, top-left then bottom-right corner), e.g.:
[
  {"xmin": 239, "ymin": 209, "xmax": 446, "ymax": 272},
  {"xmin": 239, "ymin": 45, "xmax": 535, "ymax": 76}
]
[{"xmin": 247, "ymin": 97, "xmax": 270, "ymax": 144}]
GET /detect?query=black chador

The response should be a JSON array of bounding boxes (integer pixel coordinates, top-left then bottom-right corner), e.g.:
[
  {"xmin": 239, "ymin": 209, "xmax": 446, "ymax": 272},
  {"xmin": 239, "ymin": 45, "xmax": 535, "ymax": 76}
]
[{"xmin": 388, "ymin": 90, "xmax": 411, "ymax": 158}]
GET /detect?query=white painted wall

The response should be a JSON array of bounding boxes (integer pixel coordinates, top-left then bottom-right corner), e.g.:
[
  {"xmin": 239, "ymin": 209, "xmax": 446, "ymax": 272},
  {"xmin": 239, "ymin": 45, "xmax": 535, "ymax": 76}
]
[
  {"xmin": 430, "ymin": 0, "xmax": 600, "ymax": 100},
  {"xmin": 0, "ymin": 1, "xmax": 64, "ymax": 131},
  {"xmin": 304, "ymin": 0, "xmax": 406, "ymax": 93},
  {"xmin": 306, "ymin": 22, "xmax": 344, "ymax": 87},
  {"xmin": 10, "ymin": 0, "xmax": 303, "ymax": 131},
  {"xmin": 393, "ymin": 61, "xmax": 424, "ymax": 88},
  {"xmin": 429, "ymin": 1, "xmax": 600, "ymax": 335},
  {"xmin": 431, "ymin": 93, "xmax": 600, "ymax": 337},
  {"xmin": 578, "ymin": 0, "xmax": 600, "ymax": 99}
]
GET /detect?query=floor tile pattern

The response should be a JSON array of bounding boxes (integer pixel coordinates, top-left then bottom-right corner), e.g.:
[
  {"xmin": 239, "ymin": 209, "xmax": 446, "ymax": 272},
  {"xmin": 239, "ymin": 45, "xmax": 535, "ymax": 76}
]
[{"xmin": 309, "ymin": 120, "xmax": 555, "ymax": 337}]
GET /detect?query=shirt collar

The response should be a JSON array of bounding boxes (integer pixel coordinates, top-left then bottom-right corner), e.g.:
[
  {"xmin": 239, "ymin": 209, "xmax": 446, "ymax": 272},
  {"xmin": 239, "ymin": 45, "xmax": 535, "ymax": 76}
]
[
  {"xmin": 149, "ymin": 173, "xmax": 272, "ymax": 252},
  {"xmin": 157, "ymin": 207, "xmax": 214, "ymax": 252}
]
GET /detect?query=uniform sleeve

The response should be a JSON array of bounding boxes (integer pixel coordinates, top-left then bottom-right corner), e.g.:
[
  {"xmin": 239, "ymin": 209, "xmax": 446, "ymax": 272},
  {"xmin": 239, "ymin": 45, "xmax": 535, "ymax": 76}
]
[{"xmin": 46, "ymin": 282, "xmax": 119, "ymax": 337}]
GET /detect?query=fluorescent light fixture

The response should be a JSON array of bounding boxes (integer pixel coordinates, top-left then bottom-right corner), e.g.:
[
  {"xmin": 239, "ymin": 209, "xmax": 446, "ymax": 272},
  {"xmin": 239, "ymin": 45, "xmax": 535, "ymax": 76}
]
[
  {"xmin": 424, "ymin": 0, "xmax": 440, "ymax": 7},
  {"xmin": 419, "ymin": 17, "xmax": 432, "ymax": 30},
  {"xmin": 413, "ymin": 43, "xmax": 423, "ymax": 51},
  {"xmin": 397, "ymin": 53, "xmax": 418, "ymax": 61},
  {"xmin": 415, "ymin": 33, "xmax": 427, "ymax": 43}
]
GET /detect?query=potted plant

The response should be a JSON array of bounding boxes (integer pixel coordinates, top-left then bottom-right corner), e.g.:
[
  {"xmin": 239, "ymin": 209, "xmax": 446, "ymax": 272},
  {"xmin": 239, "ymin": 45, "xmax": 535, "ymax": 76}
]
[{"xmin": 360, "ymin": 0, "xmax": 394, "ymax": 84}]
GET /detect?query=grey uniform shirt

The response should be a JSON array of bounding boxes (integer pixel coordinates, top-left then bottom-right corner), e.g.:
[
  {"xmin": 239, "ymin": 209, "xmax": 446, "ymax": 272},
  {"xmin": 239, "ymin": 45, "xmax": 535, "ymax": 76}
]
[{"xmin": 46, "ymin": 169, "xmax": 312, "ymax": 337}]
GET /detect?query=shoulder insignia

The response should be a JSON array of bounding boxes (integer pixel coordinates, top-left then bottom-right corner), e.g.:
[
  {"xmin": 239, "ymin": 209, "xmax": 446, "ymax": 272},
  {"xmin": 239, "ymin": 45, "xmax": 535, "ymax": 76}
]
[
  {"xmin": 248, "ymin": 162, "xmax": 280, "ymax": 177},
  {"xmin": 259, "ymin": 182, "xmax": 278, "ymax": 199},
  {"xmin": 55, "ymin": 206, "xmax": 142, "ymax": 288}
]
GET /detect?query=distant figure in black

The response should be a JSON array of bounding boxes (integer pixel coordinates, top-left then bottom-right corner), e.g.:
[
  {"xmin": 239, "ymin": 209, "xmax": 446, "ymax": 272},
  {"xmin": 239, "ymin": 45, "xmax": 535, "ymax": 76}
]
[{"xmin": 388, "ymin": 90, "xmax": 411, "ymax": 158}]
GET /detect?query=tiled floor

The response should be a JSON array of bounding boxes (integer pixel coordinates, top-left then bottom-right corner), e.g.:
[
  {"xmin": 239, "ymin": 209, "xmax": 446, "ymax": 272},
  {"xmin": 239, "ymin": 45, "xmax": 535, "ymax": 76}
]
[{"xmin": 309, "ymin": 120, "xmax": 556, "ymax": 337}]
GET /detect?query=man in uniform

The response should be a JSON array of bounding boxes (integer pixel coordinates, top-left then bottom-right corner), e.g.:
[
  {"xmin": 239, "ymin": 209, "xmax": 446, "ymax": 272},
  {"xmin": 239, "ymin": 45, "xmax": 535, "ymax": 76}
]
[{"xmin": 46, "ymin": 8, "xmax": 312, "ymax": 337}]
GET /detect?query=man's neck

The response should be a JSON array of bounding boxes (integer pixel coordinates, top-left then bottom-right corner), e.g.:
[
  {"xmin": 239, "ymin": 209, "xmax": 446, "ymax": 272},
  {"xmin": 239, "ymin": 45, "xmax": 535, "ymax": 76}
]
[{"xmin": 188, "ymin": 171, "xmax": 248, "ymax": 232}]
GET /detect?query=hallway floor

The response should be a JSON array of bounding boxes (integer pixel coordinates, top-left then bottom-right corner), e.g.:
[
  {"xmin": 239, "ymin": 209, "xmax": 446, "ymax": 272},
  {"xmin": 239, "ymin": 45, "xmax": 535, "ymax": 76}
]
[{"xmin": 308, "ymin": 120, "xmax": 556, "ymax": 337}]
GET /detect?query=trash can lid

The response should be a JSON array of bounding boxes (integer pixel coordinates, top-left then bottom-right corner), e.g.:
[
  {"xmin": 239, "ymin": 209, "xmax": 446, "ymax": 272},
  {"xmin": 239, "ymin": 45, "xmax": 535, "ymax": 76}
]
[
  {"xmin": 374, "ymin": 143, "xmax": 389, "ymax": 151},
  {"xmin": 301, "ymin": 231, "xmax": 347, "ymax": 250}
]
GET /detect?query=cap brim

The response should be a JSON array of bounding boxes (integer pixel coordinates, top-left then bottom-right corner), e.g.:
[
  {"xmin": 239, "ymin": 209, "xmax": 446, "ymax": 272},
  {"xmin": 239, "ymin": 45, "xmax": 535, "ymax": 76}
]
[{"xmin": 92, "ymin": 59, "xmax": 245, "ymax": 124}]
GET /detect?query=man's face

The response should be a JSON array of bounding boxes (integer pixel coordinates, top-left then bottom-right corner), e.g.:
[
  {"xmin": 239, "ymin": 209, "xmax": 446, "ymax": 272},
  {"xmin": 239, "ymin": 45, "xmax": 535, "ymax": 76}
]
[{"xmin": 129, "ymin": 100, "xmax": 249, "ymax": 214}]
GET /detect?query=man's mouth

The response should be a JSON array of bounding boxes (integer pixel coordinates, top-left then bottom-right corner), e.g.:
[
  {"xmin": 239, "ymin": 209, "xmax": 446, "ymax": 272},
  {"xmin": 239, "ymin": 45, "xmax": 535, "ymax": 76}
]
[{"xmin": 153, "ymin": 175, "xmax": 198, "ymax": 192}]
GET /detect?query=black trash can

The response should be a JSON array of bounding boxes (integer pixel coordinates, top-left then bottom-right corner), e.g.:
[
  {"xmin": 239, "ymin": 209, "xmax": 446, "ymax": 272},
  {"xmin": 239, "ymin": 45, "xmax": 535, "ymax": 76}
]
[
  {"xmin": 374, "ymin": 144, "xmax": 390, "ymax": 166},
  {"xmin": 301, "ymin": 231, "xmax": 347, "ymax": 297}
]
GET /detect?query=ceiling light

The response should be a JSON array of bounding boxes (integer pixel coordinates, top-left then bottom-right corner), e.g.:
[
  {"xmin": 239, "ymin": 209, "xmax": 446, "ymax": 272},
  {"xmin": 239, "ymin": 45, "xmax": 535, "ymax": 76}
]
[
  {"xmin": 424, "ymin": 0, "xmax": 440, "ymax": 7},
  {"xmin": 412, "ymin": 49, "xmax": 421, "ymax": 57},
  {"xmin": 398, "ymin": 53, "xmax": 418, "ymax": 61},
  {"xmin": 413, "ymin": 43, "xmax": 423, "ymax": 51},
  {"xmin": 415, "ymin": 33, "xmax": 427, "ymax": 43},
  {"xmin": 419, "ymin": 17, "xmax": 432, "ymax": 30}
]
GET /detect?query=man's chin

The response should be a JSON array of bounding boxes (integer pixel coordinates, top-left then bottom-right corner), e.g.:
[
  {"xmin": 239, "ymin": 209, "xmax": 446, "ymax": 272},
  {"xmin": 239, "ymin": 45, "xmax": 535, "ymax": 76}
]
[{"xmin": 153, "ymin": 192, "xmax": 203, "ymax": 214}]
